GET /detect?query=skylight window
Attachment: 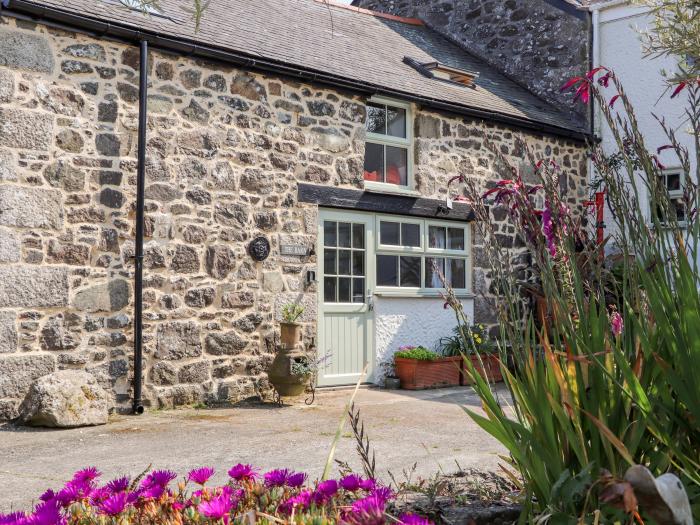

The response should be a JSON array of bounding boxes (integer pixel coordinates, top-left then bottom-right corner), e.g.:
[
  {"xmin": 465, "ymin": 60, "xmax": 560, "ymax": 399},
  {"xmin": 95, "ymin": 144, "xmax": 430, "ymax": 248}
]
[
  {"xmin": 403, "ymin": 57, "xmax": 479, "ymax": 88},
  {"xmin": 119, "ymin": 0, "xmax": 164, "ymax": 15}
]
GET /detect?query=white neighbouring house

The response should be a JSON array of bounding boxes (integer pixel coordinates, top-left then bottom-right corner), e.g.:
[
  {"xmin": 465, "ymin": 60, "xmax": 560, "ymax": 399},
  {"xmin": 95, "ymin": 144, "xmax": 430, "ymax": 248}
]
[{"xmin": 590, "ymin": 1, "xmax": 697, "ymax": 236}]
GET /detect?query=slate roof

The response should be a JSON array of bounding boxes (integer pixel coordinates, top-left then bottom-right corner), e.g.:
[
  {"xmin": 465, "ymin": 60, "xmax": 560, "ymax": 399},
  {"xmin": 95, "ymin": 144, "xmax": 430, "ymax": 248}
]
[{"xmin": 5, "ymin": 0, "xmax": 587, "ymax": 137}]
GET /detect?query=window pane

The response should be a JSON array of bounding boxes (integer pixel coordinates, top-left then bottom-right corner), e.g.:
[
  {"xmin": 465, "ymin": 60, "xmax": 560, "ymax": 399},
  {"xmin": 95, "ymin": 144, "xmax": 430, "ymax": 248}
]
[
  {"xmin": 338, "ymin": 277, "xmax": 351, "ymax": 303},
  {"xmin": 385, "ymin": 146, "xmax": 408, "ymax": 186},
  {"xmin": 324, "ymin": 277, "xmax": 337, "ymax": 302},
  {"xmin": 324, "ymin": 221, "xmax": 337, "ymax": 247},
  {"xmin": 352, "ymin": 278, "xmax": 365, "ymax": 303},
  {"xmin": 401, "ymin": 223, "xmax": 420, "ymax": 247},
  {"xmin": 449, "ymin": 258, "xmax": 466, "ymax": 289},
  {"xmin": 363, "ymin": 143, "xmax": 384, "ymax": 182},
  {"xmin": 425, "ymin": 257, "xmax": 445, "ymax": 288},
  {"xmin": 338, "ymin": 249, "xmax": 351, "ymax": 275},
  {"xmin": 377, "ymin": 254, "xmax": 398, "ymax": 286},
  {"xmin": 324, "ymin": 249, "xmax": 336, "ymax": 275},
  {"xmin": 429, "ymin": 226, "xmax": 446, "ymax": 249},
  {"xmin": 387, "ymin": 106, "xmax": 406, "ymax": 138},
  {"xmin": 380, "ymin": 221, "xmax": 400, "ymax": 245},
  {"xmin": 352, "ymin": 223, "xmax": 365, "ymax": 249},
  {"xmin": 667, "ymin": 173, "xmax": 681, "ymax": 191},
  {"xmin": 352, "ymin": 251, "xmax": 364, "ymax": 276},
  {"xmin": 366, "ymin": 103, "xmax": 386, "ymax": 134},
  {"xmin": 448, "ymin": 228, "xmax": 465, "ymax": 250},
  {"xmin": 338, "ymin": 222, "xmax": 351, "ymax": 248},
  {"xmin": 400, "ymin": 256, "xmax": 421, "ymax": 287}
]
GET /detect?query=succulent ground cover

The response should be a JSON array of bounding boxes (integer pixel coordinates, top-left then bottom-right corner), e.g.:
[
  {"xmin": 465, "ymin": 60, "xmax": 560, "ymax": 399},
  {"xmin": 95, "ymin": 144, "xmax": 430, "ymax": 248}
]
[{"xmin": 0, "ymin": 466, "xmax": 433, "ymax": 525}]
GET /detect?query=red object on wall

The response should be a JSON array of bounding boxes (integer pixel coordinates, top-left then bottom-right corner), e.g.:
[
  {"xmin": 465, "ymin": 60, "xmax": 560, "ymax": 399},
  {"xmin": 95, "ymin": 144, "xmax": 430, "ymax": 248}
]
[
  {"xmin": 394, "ymin": 356, "xmax": 462, "ymax": 389},
  {"xmin": 584, "ymin": 191, "xmax": 606, "ymax": 260}
]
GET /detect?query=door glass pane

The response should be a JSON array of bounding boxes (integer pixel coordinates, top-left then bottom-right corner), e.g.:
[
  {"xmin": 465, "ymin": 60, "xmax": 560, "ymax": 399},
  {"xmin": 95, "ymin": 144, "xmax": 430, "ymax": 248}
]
[
  {"xmin": 324, "ymin": 277, "xmax": 337, "ymax": 302},
  {"xmin": 377, "ymin": 254, "xmax": 398, "ymax": 286},
  {"xmin": 324, "ymin": 221, "xmax": 337, "ymax": 247},
  {"xmin": 425, "ymin": 257, "xmax": 445, "ymax": 288},
  {"xmin": 449, "ymin": 258, "xmax": 466, "ymax": 289},
  {"xmin": 447, "ymin": 228, "xmax": 465, "ymax": 250},
  {"xmin": 400, "ymin": 256, "xmax": 421, "ymax": 287},
  {"xmin": 387, "ymin": 106, "xmax": 406, "ymax": 138},
  {"xmin": 338, "ymin": 222, "xmax": 351, "ymax": 248},
  {"xmin": 385, "ymin": 146, "xmax": 407, "ymax": 186},
  {"xmin": 338, "ymin": 277, "xmax": 351, "ymax": 303},
  {"xmin": 428, "ymin": 226, "xmax": 446, "ymax": 249},
  {"xmin": 380, "ymin": 221, "xmax": 400, "ymax": 246},
  {"xmin": 352, "ymin": 278, "xmax": 365, "ymax": 303},
  {"xmin": 338, "ymin": 249, "xmax": 351, "ymax": 275},
  {"xmin": 401, "ymin": 223, "xmax": 420, "ymax": 247},
  {"xmin": 363, "ymin": 143, "xmax": 384, "ymax": 182},
  {"xmin": 324, "ymin": 249, "xmax": 337, "ymax": 275},
  {"xmin": 352, "ymin": 223, "xmax": 364, "ymax": 249},
  {"xmin": 366, "ymin": 103, "xmax": 386, "ymax": 134},
  {"xmin": 352, "ymin": 251, "xmax": 364, "ymax": 276}
]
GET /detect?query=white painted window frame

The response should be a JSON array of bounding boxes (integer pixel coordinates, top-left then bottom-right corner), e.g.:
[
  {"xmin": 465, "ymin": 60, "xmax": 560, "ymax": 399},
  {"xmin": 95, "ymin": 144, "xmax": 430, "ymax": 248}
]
[
  {"xmin": 651, "ymin": 167, "xmax": 687, "ymax": 228},
  {"xmin": 363, "ymin": 96, "xmax": 416, "ymax": 194},
  {"xmin": 374, "ymin": 215, "xmax": 472, "ymax": 297}
]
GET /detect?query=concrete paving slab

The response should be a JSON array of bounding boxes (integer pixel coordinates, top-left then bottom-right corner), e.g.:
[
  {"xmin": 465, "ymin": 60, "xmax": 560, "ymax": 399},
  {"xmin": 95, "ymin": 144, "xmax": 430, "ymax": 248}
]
[{"xmin": 0, "ymin": 385, "xmax": 510, "ymax": 513}]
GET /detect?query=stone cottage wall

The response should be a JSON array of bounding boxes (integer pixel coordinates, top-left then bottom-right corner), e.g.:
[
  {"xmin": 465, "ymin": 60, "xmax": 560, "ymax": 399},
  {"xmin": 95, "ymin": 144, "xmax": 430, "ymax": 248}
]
[
  {"xmin": 0, "ymin": 16, "xmax": 587, "ymax": 419},
  {"xmin": 353, "ymin": 0, "xmax": 590, "ymax": 126}
]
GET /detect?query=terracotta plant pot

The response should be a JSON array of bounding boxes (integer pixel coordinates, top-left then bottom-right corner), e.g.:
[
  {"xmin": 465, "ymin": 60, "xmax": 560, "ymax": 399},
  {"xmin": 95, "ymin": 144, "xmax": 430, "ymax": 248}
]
[
  {"xmin": 267, "ymin": 346, "xmax": 310, "ymax": 397},
  {"xmin": 279, "ymin": 322, "xmax": 302, "ymax": 349},
  {"xmin": 394, "ymin": 356, "xmax": 462, "ymax": 390},
  {"xmin": 461, "ymin": 353, "xmax": 503, "ymax": 384}
]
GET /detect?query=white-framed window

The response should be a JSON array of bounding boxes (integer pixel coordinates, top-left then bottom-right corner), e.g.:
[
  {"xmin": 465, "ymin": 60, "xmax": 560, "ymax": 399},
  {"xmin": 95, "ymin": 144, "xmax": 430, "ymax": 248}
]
[
  {"xmin": 652, "ymin": 169, "xmax": 687, "ymax": 225},
  {"xmin": 375, "ymin": 217, "xmax": 470, "ymax": 293},
  {"xmin": 363, "ymin": 97, "xmax": 413, "ymax": 191}
]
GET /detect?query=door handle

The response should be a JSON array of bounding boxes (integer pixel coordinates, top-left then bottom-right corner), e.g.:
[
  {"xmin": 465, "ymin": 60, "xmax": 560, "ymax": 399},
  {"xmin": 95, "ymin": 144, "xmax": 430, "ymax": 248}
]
[{"xmin": 367, "ymin": 289, "xmax": 374, "ymax": 311}]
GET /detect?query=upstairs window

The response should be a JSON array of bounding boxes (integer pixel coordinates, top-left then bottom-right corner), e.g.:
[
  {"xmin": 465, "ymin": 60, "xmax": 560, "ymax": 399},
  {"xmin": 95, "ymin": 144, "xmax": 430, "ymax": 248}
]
[
  {"xmin": 363, "ymin": 98, "xmax": 412, "ymax": 189},
  {"xmin": 653, "ymin": 169, "xmax": 687, "ymax": 225}
]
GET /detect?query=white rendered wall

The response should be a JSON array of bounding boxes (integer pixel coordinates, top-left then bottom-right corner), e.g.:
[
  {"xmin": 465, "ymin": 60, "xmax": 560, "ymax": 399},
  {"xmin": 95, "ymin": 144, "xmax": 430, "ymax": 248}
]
[
  {"xmin": 594, "ymin": 3, "xmax": 697, "ymax": 241},
  {"xmin": 373, "ymin": 296, "xmax": 474, "ymax": 384}
]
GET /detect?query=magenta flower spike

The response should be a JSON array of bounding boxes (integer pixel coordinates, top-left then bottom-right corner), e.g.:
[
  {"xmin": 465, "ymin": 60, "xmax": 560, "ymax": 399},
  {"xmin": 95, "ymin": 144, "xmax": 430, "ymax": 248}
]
[
  {"xmin": 610, "ymin": 311, "xmax": 624, "ymax": 337},
  {"xmin": 187, "ymin": 467, "xmax": 215, "ymax": 486}
]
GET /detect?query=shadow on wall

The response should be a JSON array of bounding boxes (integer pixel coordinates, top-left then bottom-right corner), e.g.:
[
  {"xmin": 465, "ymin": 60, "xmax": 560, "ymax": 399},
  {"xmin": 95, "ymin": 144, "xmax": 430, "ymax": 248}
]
[{"xmin": 373, "ymin": 296, "xmax": 474, "ymax": 384}]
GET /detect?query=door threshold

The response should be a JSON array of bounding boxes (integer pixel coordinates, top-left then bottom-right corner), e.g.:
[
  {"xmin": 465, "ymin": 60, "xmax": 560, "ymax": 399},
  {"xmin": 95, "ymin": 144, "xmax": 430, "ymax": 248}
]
[{"xmin": 315, "ymin": 383, "xmax": 377, "ymax": 392}]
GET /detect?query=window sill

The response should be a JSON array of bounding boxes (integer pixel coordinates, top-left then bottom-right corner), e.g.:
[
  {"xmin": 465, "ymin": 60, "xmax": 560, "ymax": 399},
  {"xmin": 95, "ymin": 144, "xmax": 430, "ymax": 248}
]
[
  {"xmin": 364, "ymin": 182, "xmax": 421, "ymax": 197},
  {"xmin": 374, "ymin": 289, "xmax": 474, "ymax": 299}
]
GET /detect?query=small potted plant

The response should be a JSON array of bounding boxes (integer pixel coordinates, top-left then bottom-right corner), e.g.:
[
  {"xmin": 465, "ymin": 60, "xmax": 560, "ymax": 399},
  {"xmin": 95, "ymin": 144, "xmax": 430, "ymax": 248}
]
[
  {"xmin": 393, "ymin": 345, "xmax": 462, "ymax": 390},
  {"xmin": 280, "ymin": 303, "xmax": 304, "ymax": 348},
  {"xmin": 438, "ymin": 324, "xmax": 503, "ymax": 384},
  {"xmin": 380, "ymin": 361, "xmax": 400, "ymax": 390}
]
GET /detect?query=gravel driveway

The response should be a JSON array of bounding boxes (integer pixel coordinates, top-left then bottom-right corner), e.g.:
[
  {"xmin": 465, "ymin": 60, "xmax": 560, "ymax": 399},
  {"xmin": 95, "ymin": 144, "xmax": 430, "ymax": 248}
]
[{"xmin": 0, "ymin": 385, "xmax": 510, "ymax": 513}]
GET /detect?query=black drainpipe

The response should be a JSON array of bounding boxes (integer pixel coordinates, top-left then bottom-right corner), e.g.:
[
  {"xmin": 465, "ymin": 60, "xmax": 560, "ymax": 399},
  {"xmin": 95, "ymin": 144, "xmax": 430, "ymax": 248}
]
[{"xmin": 132, "ymin": 38, "xmax": 148, "ymax": 415}]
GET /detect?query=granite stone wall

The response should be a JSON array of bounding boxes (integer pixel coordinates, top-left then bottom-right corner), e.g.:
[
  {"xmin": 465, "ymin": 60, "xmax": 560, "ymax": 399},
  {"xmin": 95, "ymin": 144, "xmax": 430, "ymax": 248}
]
[
  {"xmin": 0, "ymin": 17, "xmax": 587, "ymax": 419},
  {"xmin": 353, "ymin": 0, "xmax": 590, "ymax": 126}
]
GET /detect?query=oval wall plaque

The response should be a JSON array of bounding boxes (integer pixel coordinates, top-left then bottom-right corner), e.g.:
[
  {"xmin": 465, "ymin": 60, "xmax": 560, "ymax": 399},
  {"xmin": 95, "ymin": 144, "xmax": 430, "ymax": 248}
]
[{"xmin": 248, "ymin": 236, "xmax": 271, "ymax": 262}]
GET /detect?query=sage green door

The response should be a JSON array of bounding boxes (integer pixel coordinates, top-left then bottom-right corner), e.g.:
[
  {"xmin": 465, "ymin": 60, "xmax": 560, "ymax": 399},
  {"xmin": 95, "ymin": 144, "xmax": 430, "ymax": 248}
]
[{"xmin": 317, "ymin": 210, "xmax": 375, "ymax": 386}]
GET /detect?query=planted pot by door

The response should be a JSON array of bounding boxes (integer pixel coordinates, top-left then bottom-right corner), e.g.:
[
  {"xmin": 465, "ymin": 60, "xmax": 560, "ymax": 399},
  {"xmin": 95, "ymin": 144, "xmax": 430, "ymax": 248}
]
[
  {"xmin": 393, "ymin": 346, "xmax": 462, "ymax": 390},
  {"xmin": 267, "ymin": 346, "xmax": 310, "ymax": 397}
]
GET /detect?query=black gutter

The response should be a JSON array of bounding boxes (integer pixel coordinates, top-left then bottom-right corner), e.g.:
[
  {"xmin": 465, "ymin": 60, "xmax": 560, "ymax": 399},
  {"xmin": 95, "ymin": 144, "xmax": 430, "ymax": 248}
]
[
  {"xmin": 1, "ymin": 0, "xmax": 588, "ymax": 142},
  {"xmin": 131, "ymin": 39, "xmax": 148, "ymax": 416}
]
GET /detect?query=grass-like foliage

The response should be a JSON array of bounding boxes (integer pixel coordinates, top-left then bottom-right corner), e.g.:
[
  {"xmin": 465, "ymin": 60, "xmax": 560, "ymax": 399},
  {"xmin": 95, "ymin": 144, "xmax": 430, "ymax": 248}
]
[{"xmin": 443, "ymin": 69, "xmax": 700, "ymax": 522}]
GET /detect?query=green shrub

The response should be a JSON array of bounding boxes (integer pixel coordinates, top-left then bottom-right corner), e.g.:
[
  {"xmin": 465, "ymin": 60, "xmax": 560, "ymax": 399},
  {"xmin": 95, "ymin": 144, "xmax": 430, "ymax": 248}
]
[{"xmin": 394, "ymin": 346, "xmax": 438, "ymax": 361}]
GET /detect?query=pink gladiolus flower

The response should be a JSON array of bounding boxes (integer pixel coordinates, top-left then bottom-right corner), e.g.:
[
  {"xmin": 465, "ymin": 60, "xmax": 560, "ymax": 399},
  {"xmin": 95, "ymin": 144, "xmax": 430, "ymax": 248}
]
[
  {"xmin": 671, "ymin": 82, "xmax": 687, "ymax": 98},
  {"xmin": 609, "ymin": 94, "xmax": 621, "ymax": 108},
  {"xmin": 610, "ymin": 311, "xmax": 623, "ymax": 337},
  {"xmin": 542, "ymin": 203, "xmax": 557, "ymax": 257}
]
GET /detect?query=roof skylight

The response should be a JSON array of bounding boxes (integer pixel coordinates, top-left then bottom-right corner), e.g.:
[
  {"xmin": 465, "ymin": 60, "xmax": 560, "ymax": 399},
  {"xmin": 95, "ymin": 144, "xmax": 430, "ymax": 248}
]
[{"xmin": 403, "ymin": 56, "xmax": 479, "ymax": 88}]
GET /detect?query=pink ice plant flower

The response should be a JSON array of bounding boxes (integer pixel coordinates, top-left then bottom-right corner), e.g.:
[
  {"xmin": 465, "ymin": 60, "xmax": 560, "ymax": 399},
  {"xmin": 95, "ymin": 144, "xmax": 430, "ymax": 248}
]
[
  {"xmin": 98, "ymin": 492, "xmax": 131, "ymax": 516},
  {"xmin": 187, "ymin": 467, "xmax": 215, "ymax": 486},
  {"xmin": 400, "ymin": 513, "xmax": 435, "ymax": 525},
  {"xmin": 279, "ymin": 490, "xmax": 313, "ymax": 514},
  {"xmin": 105, "ymin": 476, "xmax": 130, "ymax": 493},
  {"xmin": 198, "ymin": 493, "xmax": 233, "ymax": 521},
  {"xmin": 227, "ymin": 463, "xmax": 258, "ymax": 481},
  {"xmin": 339, "ymin": 474, "xmax": 363, "ymax": 491},
  {"xmin": 312, "ymin": 479, "xmax": 338, "ymax": 504}
]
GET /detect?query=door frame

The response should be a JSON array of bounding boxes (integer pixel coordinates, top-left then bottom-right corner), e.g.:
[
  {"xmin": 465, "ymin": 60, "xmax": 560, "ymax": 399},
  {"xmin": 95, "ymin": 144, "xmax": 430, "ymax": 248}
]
[{"xmin": 316, "ymin": 208, "xmax": 376, "ymax": 387}]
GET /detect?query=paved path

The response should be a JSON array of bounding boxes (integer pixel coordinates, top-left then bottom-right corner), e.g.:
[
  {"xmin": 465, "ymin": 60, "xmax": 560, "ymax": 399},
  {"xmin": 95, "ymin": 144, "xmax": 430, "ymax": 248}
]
[{"xmin": 0, "ymin": 386, "xmax": 510, "ymax": 513}]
